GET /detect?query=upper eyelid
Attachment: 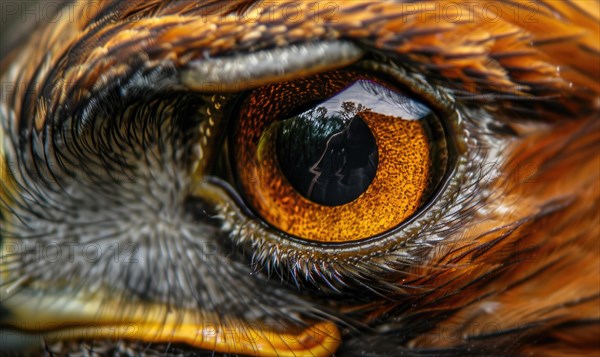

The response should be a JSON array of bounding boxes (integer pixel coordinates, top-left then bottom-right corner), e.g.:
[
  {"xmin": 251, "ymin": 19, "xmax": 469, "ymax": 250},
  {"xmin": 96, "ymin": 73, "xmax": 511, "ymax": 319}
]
[{"xmin": 182, "ymin": 41, "xmax": 363, "ymax": 91}]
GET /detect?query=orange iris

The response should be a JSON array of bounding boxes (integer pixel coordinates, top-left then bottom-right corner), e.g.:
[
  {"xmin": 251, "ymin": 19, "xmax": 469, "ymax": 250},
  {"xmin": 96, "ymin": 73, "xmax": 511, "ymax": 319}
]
[{"xmin": 233, "ymin": 70, "xmax": 445, "ymax": 243}]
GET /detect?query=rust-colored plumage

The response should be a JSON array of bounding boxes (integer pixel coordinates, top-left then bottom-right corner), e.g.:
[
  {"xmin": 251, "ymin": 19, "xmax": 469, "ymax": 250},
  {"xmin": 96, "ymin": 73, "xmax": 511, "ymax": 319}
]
[{"xmin": 1, "ymin": 1, "xmax": 598, "ymax": 356}]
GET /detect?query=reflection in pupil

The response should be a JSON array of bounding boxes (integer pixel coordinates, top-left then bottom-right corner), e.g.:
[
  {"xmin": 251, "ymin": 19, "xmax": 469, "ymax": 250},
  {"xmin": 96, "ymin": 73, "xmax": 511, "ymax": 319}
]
[
  {"xmin": 276, "ymin": 103, "xmax": 378, "ymax": 206},
  {"xmin": 307, "ymin": 115, "xmax": 378, "ymax": 205}
]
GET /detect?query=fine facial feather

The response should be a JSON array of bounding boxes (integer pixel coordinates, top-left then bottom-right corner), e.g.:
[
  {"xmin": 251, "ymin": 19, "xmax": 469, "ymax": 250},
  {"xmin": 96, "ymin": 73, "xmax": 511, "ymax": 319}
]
[{"xmin": 1, "ymin": 0, "xmax": 598, "ymax": 356}]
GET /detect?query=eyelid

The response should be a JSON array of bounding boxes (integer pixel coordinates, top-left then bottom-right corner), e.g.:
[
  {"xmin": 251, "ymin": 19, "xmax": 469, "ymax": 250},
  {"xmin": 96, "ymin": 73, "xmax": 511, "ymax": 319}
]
[{"xmin": 182, "ymin": 41, "xmax": 363, "ymax": 92}]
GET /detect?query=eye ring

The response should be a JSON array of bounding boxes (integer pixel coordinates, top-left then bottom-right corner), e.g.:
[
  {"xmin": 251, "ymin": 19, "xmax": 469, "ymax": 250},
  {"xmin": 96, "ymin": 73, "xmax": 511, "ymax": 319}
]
[{"xmin": 227, "ymin": 60, "xmax": 461, "ymax": 246}]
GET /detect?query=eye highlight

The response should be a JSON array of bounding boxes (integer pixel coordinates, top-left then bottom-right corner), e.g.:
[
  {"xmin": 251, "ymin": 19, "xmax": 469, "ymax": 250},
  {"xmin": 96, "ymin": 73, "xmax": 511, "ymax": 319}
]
[{"xmin": 233, "ymin": 69, "xmax": 450, "ymax": 243}]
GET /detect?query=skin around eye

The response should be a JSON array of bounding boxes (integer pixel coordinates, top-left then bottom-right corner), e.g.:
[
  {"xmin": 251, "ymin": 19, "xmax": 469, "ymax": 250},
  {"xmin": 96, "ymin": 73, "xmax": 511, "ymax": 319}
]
[{"xmin": 233, "ymin": 70, "xmax": 448, "ymax": 243}]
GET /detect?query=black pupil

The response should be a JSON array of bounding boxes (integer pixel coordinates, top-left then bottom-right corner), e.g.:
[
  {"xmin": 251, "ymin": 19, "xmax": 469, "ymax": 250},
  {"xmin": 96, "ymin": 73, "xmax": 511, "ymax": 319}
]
[{"xmin": 276, "ymin": 99, "xmax": 378, "ymax": 206}]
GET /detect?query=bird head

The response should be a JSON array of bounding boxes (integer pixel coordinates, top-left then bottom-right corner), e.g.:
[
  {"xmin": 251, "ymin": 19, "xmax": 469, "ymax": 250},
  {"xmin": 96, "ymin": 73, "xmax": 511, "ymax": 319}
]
[{"xmin": 1, "ymin": 1, "xmax": 598, "ymax": 356}]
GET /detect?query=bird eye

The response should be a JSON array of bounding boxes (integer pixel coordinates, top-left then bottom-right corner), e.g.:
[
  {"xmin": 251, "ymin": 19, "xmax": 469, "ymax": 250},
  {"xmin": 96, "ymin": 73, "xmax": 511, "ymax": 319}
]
[{"xmin": 232, "ymin": 69, "xmax": 451, "ymax": 243}]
